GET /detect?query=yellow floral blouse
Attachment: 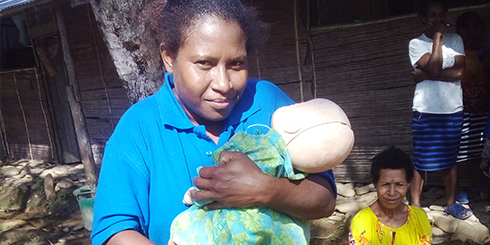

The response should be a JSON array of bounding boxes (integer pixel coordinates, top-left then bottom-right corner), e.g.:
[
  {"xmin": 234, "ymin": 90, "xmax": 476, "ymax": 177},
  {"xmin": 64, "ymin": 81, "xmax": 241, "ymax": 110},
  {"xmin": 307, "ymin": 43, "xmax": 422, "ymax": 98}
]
[{"xmin": 349, "ymin": 206, "xmax": 432, "ymax": 245}]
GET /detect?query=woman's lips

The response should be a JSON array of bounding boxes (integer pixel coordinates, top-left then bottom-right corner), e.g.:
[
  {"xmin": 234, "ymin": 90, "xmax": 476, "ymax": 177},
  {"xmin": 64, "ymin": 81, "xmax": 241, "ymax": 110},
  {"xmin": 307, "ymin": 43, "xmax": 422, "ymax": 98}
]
[{"xmin": 207, "ymin": 99, "xmax": 231, "ymax": 110}]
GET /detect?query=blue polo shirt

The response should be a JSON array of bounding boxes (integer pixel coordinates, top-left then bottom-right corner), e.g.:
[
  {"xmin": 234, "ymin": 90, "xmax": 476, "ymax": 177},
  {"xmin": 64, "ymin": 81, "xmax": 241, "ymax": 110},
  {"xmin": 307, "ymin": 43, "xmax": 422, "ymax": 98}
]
[{"xmin": 91, "ymin": 73, "xmax": 336, "ymax": 245}]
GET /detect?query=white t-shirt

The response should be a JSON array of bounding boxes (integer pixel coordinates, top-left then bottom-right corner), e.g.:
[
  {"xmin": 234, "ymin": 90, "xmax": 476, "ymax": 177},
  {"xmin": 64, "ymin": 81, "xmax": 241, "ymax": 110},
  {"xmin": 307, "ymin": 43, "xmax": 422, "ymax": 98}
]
[{"xmin": 409, "ymin": 33, "xmax": 465, "ymax": 114}]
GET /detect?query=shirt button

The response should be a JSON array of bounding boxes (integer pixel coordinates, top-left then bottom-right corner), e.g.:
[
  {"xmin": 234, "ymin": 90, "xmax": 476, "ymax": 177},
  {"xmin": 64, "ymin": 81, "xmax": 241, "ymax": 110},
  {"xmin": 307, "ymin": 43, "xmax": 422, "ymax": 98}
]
[{"xmin": 206, "ymin": 151, "xmax": 213, "ymax": 156}]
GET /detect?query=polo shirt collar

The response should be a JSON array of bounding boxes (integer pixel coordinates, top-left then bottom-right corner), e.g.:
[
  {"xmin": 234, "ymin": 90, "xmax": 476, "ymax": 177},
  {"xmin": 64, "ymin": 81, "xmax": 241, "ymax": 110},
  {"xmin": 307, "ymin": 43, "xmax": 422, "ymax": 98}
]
[{"xmin": 157, "ymin": 73, "xmax": 261, "ymax": 130}]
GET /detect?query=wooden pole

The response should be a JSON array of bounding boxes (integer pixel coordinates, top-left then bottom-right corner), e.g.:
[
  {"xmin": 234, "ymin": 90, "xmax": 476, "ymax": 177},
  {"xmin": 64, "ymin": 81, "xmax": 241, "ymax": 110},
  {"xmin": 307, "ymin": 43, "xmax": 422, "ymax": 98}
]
[
  {"xmin": 66, "ymin": 86, "xmax": 97, "ymax": 188},
  {"xmin": 56, "ymin": 5, "xmax": 97, "ymax": 187},
  {"xmin": 54, "ymin": 5, "xmax": 81, "ymax": 101}
]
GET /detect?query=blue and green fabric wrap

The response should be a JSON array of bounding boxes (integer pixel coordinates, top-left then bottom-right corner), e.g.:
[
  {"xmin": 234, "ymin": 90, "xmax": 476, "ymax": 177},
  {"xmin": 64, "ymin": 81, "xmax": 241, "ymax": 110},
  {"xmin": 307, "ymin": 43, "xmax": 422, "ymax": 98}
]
[{"xmin": 170, "ymin": 128, "xmax": 310, "ymax": 245}]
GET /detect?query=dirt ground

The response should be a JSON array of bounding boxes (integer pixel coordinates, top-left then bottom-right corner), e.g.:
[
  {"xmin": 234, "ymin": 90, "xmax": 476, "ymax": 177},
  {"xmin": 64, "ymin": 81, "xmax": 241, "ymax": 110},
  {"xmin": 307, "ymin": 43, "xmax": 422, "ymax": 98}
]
[
  {"xmin": 1, "ymin": 196, "xmax": 487, "ymax": 245},
  {"xmin": 0, "ymin": 157, "xmax": 489, "ymax": 245},
  {"xmin": 0, "ymin": 195, "xmax": 92, "ymax": 245}
]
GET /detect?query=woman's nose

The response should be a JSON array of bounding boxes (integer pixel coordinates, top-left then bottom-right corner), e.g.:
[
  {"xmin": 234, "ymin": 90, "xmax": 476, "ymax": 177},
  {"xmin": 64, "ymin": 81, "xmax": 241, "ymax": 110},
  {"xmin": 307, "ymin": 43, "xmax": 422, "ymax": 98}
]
[
  {"xmin": 388, "ymin": 185, "xmax": 396, "ymax": 195},
  {"xmin": 210, "ymin": 66, "xmax": 231, "ymax": 92}
]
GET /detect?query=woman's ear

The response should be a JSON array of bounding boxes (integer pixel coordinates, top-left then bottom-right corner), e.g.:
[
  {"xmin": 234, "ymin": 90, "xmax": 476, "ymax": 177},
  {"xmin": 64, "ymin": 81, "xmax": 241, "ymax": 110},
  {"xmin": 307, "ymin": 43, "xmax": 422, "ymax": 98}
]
[{"xmin": 160, "ymin": 43, "xmax": 174, "ymax": 73}]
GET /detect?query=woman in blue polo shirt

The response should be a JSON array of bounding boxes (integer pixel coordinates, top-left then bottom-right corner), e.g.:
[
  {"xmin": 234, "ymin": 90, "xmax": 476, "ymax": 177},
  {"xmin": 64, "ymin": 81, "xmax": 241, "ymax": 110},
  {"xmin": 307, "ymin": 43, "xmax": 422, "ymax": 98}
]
[{"xmin": 90, "ymin": 0, "xmax": 337, "ymax": 244}]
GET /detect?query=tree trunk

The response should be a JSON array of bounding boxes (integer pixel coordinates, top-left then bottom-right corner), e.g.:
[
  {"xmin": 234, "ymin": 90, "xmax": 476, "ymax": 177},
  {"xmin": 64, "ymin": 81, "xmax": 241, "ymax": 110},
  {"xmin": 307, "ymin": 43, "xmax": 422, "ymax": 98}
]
[{"xmin": 89, "ymin": 0, "xmax": 164, "ymax": 104}]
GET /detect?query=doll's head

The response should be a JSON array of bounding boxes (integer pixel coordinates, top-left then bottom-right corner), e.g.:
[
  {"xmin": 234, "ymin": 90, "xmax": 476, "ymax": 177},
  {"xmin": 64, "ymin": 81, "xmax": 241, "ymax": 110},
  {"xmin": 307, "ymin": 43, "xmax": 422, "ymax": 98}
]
[{"xmin": 271, "ymin": 98, "xmax": 354, "ymax": 173}]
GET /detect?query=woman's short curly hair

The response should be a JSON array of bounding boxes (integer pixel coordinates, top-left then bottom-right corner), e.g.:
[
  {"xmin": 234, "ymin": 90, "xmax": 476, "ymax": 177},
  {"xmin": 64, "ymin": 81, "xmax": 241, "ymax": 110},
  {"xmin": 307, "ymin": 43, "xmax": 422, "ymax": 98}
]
[
  {"xmin": 146, "ymin": 0, "xmax": 266, "ymax": 57},
  {"xmin": 370, "ymin": 146, "xmax": 414, "ymax": 185}
]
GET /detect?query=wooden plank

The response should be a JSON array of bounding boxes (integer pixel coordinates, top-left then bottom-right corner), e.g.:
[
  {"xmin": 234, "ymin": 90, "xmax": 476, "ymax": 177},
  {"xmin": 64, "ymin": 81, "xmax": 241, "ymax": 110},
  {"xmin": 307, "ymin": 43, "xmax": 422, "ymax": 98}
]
[{"xmin": 66, "ymin": 86, "xmax": 97, "ymax": 187}]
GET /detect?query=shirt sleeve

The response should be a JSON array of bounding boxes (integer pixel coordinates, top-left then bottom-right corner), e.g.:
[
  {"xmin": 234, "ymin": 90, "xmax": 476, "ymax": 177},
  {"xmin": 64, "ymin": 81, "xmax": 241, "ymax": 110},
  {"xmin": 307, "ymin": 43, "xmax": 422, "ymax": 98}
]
[
  {"xmin": 311, "ymin": 170, "xmax": 337, "ymax": 197},
  {"xmin": 90, "ymin": 116, "xmax": 151, "ymax": 245},
  {"xmin": 409, "ymin": 38, "xmax": 428, "ymax": 68},
  {"xmin": 451, "ymin": 34, "xmax": 465, "ymax": 56},
  {"xmin": 350, "ymin": 208, "xmax": 371, "ymax": 244}
]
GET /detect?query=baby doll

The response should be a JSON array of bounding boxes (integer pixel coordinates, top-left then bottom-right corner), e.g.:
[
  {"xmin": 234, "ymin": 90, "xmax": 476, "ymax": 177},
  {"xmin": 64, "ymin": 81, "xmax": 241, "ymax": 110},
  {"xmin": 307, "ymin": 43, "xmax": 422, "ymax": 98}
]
[{"xmin": 170, "ymin": 98, "xmax": 355, "ymax": 245}]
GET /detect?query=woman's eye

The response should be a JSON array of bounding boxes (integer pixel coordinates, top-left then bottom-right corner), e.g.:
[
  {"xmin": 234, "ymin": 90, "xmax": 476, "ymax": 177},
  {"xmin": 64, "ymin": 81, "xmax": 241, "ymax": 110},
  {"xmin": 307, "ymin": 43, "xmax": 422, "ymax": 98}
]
[
  {"xmin": 196, "ymin": 61, "xmax": 212, "ymax": 69},
  {"xmin": 230, "ymin": 61, "xmax": 244, "ymax": 70}
]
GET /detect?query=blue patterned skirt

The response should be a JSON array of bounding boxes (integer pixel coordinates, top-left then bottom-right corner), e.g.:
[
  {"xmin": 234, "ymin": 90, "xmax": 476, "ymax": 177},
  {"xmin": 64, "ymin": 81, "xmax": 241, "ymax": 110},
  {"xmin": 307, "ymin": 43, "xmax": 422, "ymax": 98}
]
[{"xmin": 412, "ymin": 111, "xmax": 463, "ymax": 171}]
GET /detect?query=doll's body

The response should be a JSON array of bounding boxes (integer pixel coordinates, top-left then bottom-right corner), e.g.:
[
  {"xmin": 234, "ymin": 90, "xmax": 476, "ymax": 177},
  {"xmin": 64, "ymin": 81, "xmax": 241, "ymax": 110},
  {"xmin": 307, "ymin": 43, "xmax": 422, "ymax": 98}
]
[{"xmin": 170, "ymin": 99, "xmax": 354, "ymax": 245}]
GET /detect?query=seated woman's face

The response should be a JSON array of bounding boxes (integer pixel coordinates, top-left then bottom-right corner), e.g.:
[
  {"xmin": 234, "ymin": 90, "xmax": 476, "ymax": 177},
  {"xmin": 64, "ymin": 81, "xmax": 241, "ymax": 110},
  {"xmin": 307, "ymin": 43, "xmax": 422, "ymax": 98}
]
[{"xmin": 375, "ymin": 169, "xmax": 410, "ymax": 210}]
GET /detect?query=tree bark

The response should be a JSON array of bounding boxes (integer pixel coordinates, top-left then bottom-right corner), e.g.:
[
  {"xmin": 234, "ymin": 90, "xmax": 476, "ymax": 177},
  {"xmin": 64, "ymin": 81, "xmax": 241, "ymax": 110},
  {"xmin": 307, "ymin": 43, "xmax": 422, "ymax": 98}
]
[{"xmin": 89, "ymin": 0, "xmax": 164, "ymax": 104}]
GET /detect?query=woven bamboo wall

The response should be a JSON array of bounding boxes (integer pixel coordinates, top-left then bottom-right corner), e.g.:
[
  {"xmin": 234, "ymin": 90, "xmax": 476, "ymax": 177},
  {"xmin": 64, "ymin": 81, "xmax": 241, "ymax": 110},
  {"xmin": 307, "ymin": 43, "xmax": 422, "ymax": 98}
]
[
  {"xmin": 0, "ymin": 2, "xmax": 129, "ymax": 163},
  {"xmin": 62, "ymin": 2, "xmax": 130, "ymax": 148},
  {"xmin": 251, "ymin": 1, "xmax": 490, "ymax": 184},
  {"xmin": 309, "ymin": 5, "xmax": 490, "ymax": 184},
  {"xmin": 0, "ymin": 69, "xmax": 56, "ymax": 161}
]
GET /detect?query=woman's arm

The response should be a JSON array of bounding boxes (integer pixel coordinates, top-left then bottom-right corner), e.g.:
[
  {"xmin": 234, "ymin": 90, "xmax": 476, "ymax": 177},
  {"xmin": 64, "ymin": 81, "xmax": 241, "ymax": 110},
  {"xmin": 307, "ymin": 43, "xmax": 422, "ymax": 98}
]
[
  {"xmin": 191, "ymin": 151, "xmax": 336, "ymax": 220},
  {"xmin": 417, "ymin": 32, "xmax": 445, "ymax": 77},
  {"xmin": 412, "ymin": 55, "xmax": 465, "ymax": 83},
  {"xmin": 415, "ymin": 22, "xmax": 448, "ymax": 77},
  {"xmin": 106, "ymin": 230, "xmax": 156, "ymax": 245}
]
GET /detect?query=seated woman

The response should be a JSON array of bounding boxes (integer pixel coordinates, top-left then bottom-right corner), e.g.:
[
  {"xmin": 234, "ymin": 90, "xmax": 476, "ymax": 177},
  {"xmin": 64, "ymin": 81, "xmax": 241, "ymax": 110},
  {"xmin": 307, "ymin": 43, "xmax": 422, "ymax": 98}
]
[{"xmin": 349, "ymin": 146, "xmax": 432, "ymax": 245}]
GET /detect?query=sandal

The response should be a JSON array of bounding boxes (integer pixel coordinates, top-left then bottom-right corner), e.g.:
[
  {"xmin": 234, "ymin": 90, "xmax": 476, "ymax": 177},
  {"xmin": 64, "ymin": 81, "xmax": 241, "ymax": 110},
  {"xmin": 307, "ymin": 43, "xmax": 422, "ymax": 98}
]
[
  {"xmin": 455, "ymin": 191, "xmax": 478, "ymax": 204},
  {"xmin": 455, "ymin": 191, "xmax": 469, "ymax": 204},
  {"xmin": 444, "ymin": 203, "xmax": 473, "ymax": 220}
]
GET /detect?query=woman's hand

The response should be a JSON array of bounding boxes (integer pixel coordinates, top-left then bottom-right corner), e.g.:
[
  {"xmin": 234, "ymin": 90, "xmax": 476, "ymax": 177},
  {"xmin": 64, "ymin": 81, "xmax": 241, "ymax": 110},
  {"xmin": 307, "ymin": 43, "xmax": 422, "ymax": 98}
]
[
  {"xmin": 191, "ymin": 151, "xmax": 270, "ymax": 209},
  {"xmin": 191, "ymin": 151, "xmax": 336, "ymax": 220},
  {"xmin": 430, "ymin": 21, "xmax": 447, "ymax": 36}
]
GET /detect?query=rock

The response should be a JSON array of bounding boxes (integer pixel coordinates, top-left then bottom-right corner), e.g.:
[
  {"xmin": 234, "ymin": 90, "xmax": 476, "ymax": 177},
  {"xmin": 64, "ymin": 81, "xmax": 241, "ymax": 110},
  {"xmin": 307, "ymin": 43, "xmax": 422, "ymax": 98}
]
[
  {"xmin": 337, "ymin": 183, "xmax": 356, "ymax": 197},
  {"xmin": 432, "ymin": 226, "xmax": 445, "ymax": 236},
  {"xmin": 435, "ymin": 216, "xmax": 460, "ymax": 233},
  {"xmin": 328, "ymin": 214, "xmax": 344, "ymax": 221},
  {"xmin": 68, "ymin": 164, "xmax": 85, "ymax": 175},
  {"xmin": 472, "ymin": 223, "xmax": 490, "ymax": 244},
  {"xmin": 12, "ymin": 169, "xmax": 27, "ymax": 179},
  {"xmin": 44, "ymin": 174, "xmax": 55, "ymax": 201},
  {"xmin": 13, "ymin": 174, "xmax": 33, "ymax": 186},
  {"xmin": 358, "ymin": 191, "xmax": 377, "ymax": 204},
  {"xmin": 432, "ymin": 236, "xmax": 449, "ymax": 244},
  {"xmin": 1, "ymin": 166, "xmax": 21, "ymax": 176},
  {"xmin": 355, "ymin": 184, "xmax": 372, "ymax": 196},
  {"xmin": 451, "ymin": 221, "xmax": 475, "ymax": 242},
  {"xmin": 429, "ymin": 205, "xmax": 445, "ymax": 212},
  {"xmin": 12, "ymin": 159, "xmax": 29, "ymax": 166},
  {"xmin": 29, "ymin": 167, "xmax": 45, "ymax": 175},
  {"xmin": 27, "ymin": 160, "xmax": 44, "ymax": 167},
  {"xmin": 426, "ymin": 210, "xmax": 445, "ymax": 223},
  {"xmin": 0, "ymin": 184, "xmax": 30, "ymax": 211},
  {"xmin": 56, "ymin": 178, "xmax": 75, "ymax": 189},
  {"xmin": 58, "ymin": 237, "xmax": 68, "ymax": 245},
  {"xmin": 40, "ymin": 165, "xmax": 73, "ymax": 179},
  {"xmin": 336, "ymin": 199, "xmax": 368, "ymax": 214},
  {"xmin": 72, "ymin": 221, "xmax": 85, "ymax": 231}
]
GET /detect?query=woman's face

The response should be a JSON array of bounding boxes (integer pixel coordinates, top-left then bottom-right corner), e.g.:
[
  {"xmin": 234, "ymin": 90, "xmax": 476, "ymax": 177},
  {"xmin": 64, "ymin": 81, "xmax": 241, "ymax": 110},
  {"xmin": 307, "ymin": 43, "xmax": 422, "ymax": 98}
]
[
  {"xmin": 375, "ymin": 169, "xmax": 410, "ymax": 210},
  {"xmin": 161, "ymin": 16, "xmax": 248, "ymax": 126},
  {"xmin": 421, "ymin": 3, "xmax": 447, "ymax": 30}
]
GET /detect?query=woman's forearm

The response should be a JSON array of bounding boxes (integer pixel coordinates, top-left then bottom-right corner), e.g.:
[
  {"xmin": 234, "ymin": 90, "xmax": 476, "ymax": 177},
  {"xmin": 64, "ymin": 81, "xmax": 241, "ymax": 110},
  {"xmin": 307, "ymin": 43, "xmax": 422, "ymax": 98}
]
[
  {"xmin": 261, "ymin": 174, "xmax": 336, "ymax": 220},
  {"xmin": 414, "ymin": 55, "xmax": 465, "ymax": 82},
  {"xmin": 424, "ymin": 33, "xmax": 444, "ymax": 76}
]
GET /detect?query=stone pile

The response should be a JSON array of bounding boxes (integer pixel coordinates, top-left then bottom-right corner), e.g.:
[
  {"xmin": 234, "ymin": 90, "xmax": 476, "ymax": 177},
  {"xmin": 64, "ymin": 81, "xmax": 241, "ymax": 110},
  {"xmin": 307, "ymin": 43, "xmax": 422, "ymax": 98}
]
[
  {"xmin": 2, "ymin": 159, "xmax": 490, "ymax": 244},
  {"xmin": 0, "ymin": 159, "xmax": 88, "ymax": 212}
]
